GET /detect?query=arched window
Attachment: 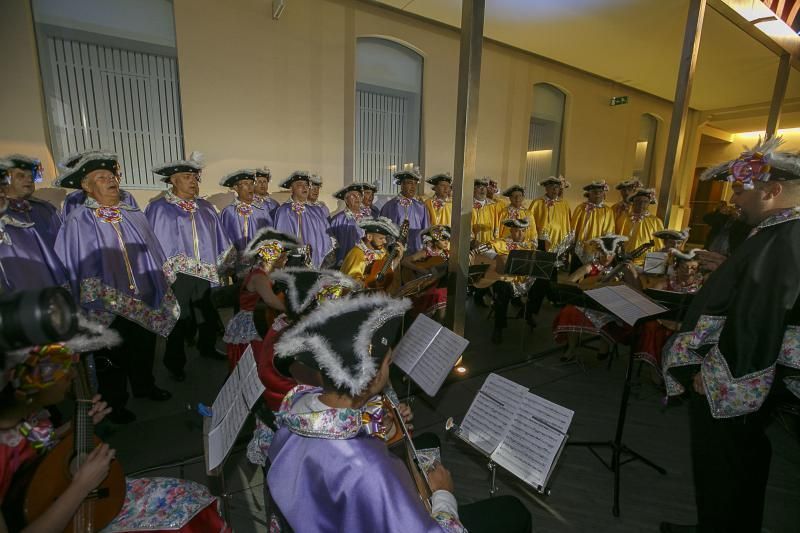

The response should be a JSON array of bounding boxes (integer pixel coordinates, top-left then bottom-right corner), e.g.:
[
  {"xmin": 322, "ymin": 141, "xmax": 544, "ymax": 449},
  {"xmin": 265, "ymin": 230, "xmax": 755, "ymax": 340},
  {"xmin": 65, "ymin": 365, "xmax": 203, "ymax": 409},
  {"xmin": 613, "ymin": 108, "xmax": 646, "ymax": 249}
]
[
  {"xmin": 634, "ymin": 114, "xmax": 658, "ymax": 187},
  {"xmin": 525, "ymin": 83, "xmax": 566, "ymax": 193},
  {"xmin": 355, "ymin": 38, "xmax": 422, "ymax": 196}
]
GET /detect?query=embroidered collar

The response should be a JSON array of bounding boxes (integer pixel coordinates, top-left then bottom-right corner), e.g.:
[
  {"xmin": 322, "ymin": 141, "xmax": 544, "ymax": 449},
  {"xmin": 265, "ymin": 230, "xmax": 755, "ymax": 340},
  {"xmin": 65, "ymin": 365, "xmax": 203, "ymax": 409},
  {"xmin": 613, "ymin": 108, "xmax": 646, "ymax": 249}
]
[
  {"xmin": 504, "ymin": 239, "xmax": 532, "ymax": 251},
  {"xmin": 344, "ymin": 208, "xmax": 363, "ymax": 222},
  {"xmin": 630, "ymin": 210, "xmax": 650, "ymax": 223},
  {"xmin": 8, "ymin": 198, "xmax": 32, "ymax": 213},
  {"xmin": 290, "ymin": 201, "xmax": 306, "ymax": 215},
  {"xmin": 84, "ymin": 197, "xmax": 136, "ymax": 212},
  {"xmin": 506, "ymin": 205, "xmax": 525, "ymax": 218},
  {"xmin": 397, "ymin": 195, "xmax": 413, "ymax": 208},
  {"xmin": 543, "ymin": 195, "xmax": 561, "ymax": 207},
  {"xmin": 234, "ymin": 200, "xmax": 257, "ymax": 216},
  {"xmin": 357, "ymin": 239, "xmax": 381, "ymax": 263},
  {"xmin": 432, "ymin": 196, "xmax": 450, "ymax": 210},
  {"xmin": 275, "ymin": 385, "xmax": 389, "ymax": 440},
  {"xmin": 164, "ymin": 190, "xmax": 198, "ymax": 213},
  {"xmin": 424, "ymin": 246, "xmax": 448, "ymax": 259},
  {"xmin": 751, "ymin": 206, "xmax": 800, "ymax": 235},
  {"xmin": 584, "ymin": 201, "xmax": 605, "ymax": 212}
]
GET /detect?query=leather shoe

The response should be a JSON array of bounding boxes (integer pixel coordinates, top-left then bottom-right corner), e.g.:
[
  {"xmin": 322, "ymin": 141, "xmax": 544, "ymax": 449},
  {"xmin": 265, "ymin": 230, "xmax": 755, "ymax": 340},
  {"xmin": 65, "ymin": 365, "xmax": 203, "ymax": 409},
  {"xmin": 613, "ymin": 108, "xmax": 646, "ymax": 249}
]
[
  {"xmin": 107, "ymin": 407, "xmax": 137, "ymax": 425},
  {"xmin": 134, "ymin": 387, "xmax": 172, "ymax": 401},
  {"xmin": 659, "ymin": 523, "xmax": 697, "ymax": 533}
]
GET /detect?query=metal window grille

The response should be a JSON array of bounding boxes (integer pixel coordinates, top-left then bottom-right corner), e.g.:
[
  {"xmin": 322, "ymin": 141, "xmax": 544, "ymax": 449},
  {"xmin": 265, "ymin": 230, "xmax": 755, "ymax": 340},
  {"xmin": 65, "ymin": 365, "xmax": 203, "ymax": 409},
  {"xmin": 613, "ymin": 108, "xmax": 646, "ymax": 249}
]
[
  {"xmin": 525, "ymin": 85, "xmax": 566, "ymax": 197},
  {"xmin": 42, "ymin": 35, "xmax": 183, "ymax": 189},
  {"xmin": 355, "ymin": 87, "xmax": 413, "ymax": 195}
]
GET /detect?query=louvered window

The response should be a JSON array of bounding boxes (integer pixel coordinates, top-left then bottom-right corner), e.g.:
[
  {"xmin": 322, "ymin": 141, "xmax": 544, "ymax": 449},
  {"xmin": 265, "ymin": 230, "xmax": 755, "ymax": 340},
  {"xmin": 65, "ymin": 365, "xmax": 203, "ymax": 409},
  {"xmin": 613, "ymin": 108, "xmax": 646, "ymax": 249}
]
[
  {"xmin": 39, "ymin": 35, "xmax": 183, "ymax": 189},
  {"xmin": 525, "ymin": 84, "xmax": 566, "ymax": 196}
]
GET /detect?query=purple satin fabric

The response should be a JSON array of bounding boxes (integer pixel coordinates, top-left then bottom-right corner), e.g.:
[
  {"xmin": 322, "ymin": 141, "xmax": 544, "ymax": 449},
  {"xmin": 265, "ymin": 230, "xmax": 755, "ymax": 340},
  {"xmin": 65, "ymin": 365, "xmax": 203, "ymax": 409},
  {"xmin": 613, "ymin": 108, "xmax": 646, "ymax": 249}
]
[
  {"xmin": 219, "ymin": 202, "xmax": 273, "ymax": 252},
  {"xmin": 379, "ymin": 197, "xmax": 430, "ymax": 253},
  {"xmin": 144, "ymin": 197, "xmax": 232, "ymax": 284},
  {"xmin": 0, "ymin": 224, "xmax": 68, "ymax": 291},
  {"xmin": 268, "ymin": 428, "xmax": 445, "ymax": 533},
  {"xmin": 257, "ymin": 196, "xmax": 281, "ymax": 218},
  {"xmin": 273, "ymin": 202, "xmax": 332, "ymax": 268},
  {"xmin": 327, "ymin": 210, "xmax": 364, "ymax": 266},
  {"xmin": 368, "ymin": 205, "xmax": 380, "ymax": 218},
  {"xmin": 62, "ymin": 189, "xmax": 139, "ymax": 218},
  {"xmin": 7, "ymin": 198, "xmax": 62, "ymax": 248},
  {"xmin": 55, "ymin": 205, "xmax": 172, "ymax": 319}
]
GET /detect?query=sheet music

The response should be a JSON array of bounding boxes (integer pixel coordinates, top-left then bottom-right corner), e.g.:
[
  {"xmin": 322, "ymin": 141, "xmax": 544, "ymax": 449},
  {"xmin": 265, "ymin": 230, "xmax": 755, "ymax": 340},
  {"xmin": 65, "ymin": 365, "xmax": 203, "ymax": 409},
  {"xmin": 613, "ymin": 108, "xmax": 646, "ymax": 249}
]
[
  {"xmin": 584, "ymin": 285, "xmax": 667, "ymax": 326},
  {"xmin": 491, "ymin": 409, "xmax": 566, "ymax": 490},
  {"xmin": 459, "ymin": 374, "xmax": 527, "ymax": 455},
  {"xmin": 208, "ymin": 393, "xmax": 249, "ymax": 470},
  {"xmin": 643, "ymin": 252, "xmax": 668, "ymax": 275},
  {"xmin": 211, "ymin": 366, "xmax": 240, "ymax": 428},
  {"xmin": 392, "ymin": 315, "xmax": 470, "ymax": 397},
  {"xmin": 522, "ymin": 391, "xmax": 574, "ymax": 435}
]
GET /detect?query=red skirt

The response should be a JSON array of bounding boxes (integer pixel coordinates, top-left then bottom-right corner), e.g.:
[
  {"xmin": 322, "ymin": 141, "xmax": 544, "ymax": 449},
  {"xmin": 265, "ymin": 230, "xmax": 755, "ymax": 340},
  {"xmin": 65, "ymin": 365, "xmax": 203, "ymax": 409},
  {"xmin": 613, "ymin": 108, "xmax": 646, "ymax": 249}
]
[
  {"xmin": 633, "ymin": 320, "xmax": 674, "ymax": 373},
  {"xmin": 552, "ymin": 305, "xmax": 632, "ymax": 345},
  {"xmin": 411, "ymin": 286, "xmax": 448, "ymax": 318},
  {"xmin": 227, "ymin": 339, "xmax": 264, "ymax": 372}
]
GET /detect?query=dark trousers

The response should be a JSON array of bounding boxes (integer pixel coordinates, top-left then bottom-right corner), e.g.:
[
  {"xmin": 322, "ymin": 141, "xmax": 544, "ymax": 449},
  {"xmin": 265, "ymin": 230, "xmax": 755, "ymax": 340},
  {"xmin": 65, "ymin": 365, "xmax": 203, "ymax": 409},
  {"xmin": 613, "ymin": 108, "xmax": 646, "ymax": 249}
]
[
  {"xmin": 94, "ymin": 316, "xmax": 156, "ymax": 410},
  {"xmin": 689, "ymin": 392, "xmax": 772, "ymax": 533},
  {"xmin": 492, "ymin": 281, "xmax": 535, "ymax": 330},
  {"xmin": 165, "ymin": 273, "xmax": 219, "ymax": 373},
  {"xmin": 459, "ymin": 495, "xmax": 532, "ymax": 533}
]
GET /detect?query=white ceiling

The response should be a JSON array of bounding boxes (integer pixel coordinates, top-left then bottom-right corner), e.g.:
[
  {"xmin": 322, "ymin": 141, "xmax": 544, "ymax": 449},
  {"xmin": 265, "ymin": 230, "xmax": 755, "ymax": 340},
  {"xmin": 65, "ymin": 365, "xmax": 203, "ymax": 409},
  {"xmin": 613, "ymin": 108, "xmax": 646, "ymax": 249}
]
[{"xmin": 374, "ymin": 0, "xmax": 800, "ymax": 112}]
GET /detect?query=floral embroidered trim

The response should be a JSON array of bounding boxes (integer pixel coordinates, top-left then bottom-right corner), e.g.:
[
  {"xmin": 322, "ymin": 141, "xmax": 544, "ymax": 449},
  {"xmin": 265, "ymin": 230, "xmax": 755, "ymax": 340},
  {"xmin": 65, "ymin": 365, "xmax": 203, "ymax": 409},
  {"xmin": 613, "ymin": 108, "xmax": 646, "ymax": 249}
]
[
  {"xmin": 432, "ymin": 511, "xmax": 467, "ymax": 533},
  {"xmin": 424, "ymin": 246, "xmax": 448, "ymax": 259},
  {"xmin": 79, "ymin": 277, "xmax": 179, "ymax": 337},
  {"xmin": 397, "ymin": 195, "xmax": 412, "ymax": 208},
  {"xmin": 344, "ymin": 208, "xmax": 363, "ymax": 222},
  {"xmin": 662, "ymin": 315, "xmax": 725, "ymax": 395},
  {"xmin": 583, "ymin": 202, "xmax": 605, "ymax": 213},
  {"xmin": 630, "ymin": 211, "xmax": 650, "ymax": 224},
  {"xmin": 235, "ymin": 201, "xmax": 254, "ymax": 216},
  {"xmin": 163, "ymin": 253, "xmax": 223, "ymax": 285},
  {"xmin": 777, "ymin": 325, "xmax": 800, "ymax": 369},
  {"xmin": 223, "ymin": 311, "xmax": 262, "ymax": 344},
  {"xmin": 504, "ymin": 239, "xmax": 534, "ymax": 252},
  {"xmin": 702, "ymin": 345, "xmax": 775, "ymax": 418},
  {"xmin": 164, "ymin": 190, "xmax": 199, "ymax": 213},
  {"xmin": 94, "ymin": 206, "xmax": 122, "ymax": 224},
  {"xmin": 246, "ymin": 419, "xmax": 275, "ymax": 467},
  {"xmin": 356, "ymin": 239, "xmax": 379, "ymax": 264},
  {"xmin": 749, "ymin": 206, "xmax": 800, "ymax": 236},
  {"xmin": 8, "ymin": 199, "xmax": 31, "ymax": 213},
  {"xmin": 84, "ymin": 197, "xmax": 138, "ymax": 211},
  {"xmin": 290, "ymin": 201, "xmax": 306, "ymax": 215}
]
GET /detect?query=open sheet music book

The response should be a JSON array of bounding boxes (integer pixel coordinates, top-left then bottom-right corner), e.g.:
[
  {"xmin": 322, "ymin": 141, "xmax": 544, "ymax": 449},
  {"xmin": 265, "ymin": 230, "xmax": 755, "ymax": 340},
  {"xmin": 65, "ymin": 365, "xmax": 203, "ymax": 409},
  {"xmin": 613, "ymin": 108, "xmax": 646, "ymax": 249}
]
[
  {"xmin": 584, "ymin": 284, "xmax": 668, "ymax": 326},
  {"xmin": 643, "ymin": 252, "xmax": 669, "ymax": 275},
  {"xmin": 206, "ymin": 345, "xmax": 265, "ymax": 471},
  {"xmin": 457, "ymin": 374, "xmax": 574, "ymax": 493},
  {"xmin": 392, "ymin": 314, "xmax": 470, "ymax": 396}
]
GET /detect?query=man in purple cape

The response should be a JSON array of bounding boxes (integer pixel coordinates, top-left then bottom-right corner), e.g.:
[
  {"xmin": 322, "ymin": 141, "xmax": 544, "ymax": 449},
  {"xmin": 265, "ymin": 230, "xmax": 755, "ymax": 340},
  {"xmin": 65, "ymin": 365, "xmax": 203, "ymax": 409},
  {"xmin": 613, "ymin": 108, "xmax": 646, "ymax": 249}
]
[
  {"xmin": 253, "ymin": 167, "xmax": 280, "ymax": 216},
  {"xmin": 0, "ymin": 160, "xmax": 68, "ymax": 291},
  {"xmin": 55, "ymin": 152, "xmax": 177, "ymax": 424},
  {"xmin": 58, "ymin": 150, "xmax": 139, "ymax": 217},
  {"xmin": 265, "ymin": 294, "xmax": 532, "ymax": 533},
  {"xmin": 145, "ymin": 154, "xmax": 234, "ymax": 380},
  {"xmin": 273, "ymin": 171, "xmax": 334, "ymax": 268},
  {"xmin": 219, "ymin": 169, "xmax": 273, "ymax": 267},
  {"xmin": 380, "ymin": 170, "xmax": 429, "ymax": 253},
  {"xmin": 360, "ymin": 181, "xmax": 381, "ymax": 217},
  {"xmin": 327, "ymin": 183, "xmax": 366, "ymax": 267},
  {"xmin": 308, "ymin": 174, "xmax": 330, "ymax": 218},
  {"xmin": 2, "ymin": 154, "xmax": 62, "ymax": 247}
]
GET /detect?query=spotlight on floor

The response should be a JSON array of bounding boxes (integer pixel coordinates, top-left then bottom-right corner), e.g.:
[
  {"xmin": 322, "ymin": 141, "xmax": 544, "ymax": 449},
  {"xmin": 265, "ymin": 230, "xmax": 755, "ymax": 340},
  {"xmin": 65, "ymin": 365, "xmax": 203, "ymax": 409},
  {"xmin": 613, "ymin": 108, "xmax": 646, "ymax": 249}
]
[{"xmin": 455, "ymin": 365, "xmax": 468, "ymax": 375}]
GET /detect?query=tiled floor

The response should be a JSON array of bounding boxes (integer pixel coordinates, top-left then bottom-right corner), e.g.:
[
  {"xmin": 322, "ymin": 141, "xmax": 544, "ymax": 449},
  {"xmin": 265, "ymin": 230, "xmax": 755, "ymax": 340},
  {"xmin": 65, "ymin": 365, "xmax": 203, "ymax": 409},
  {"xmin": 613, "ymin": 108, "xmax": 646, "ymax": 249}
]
[{"xmin": 100, "ymin": 300, "xmax": 800, "ymax": 532}]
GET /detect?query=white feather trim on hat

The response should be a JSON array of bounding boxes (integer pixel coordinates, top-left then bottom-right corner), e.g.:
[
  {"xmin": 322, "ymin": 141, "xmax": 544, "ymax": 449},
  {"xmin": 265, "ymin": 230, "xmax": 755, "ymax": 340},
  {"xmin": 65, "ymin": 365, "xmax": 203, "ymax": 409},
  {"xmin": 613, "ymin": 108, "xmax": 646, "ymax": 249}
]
[
  {"xmin": 670, "ymin": 248, "xmax": 699, "ymax": 261},
  {"xmin": 357, "ymin": 216, "xmax": 400, "ymax": 238},
  {"xmin": 589, "ymin": 234, "xmax": 628, "ymax": 255},
  {"xmin": 269, "ymin": 267, "xmax": 361, "ymax": 317},
  {"xmin": 242, "ymin": 227, "xmax": 301, "ymax": 260},
  {"xmin": 219, "ymin": 168, "xmax": 255, "ymax": 187},
  {"xmin": 274, "ymin": 293, "xmax": 411, "ymax": 395}
]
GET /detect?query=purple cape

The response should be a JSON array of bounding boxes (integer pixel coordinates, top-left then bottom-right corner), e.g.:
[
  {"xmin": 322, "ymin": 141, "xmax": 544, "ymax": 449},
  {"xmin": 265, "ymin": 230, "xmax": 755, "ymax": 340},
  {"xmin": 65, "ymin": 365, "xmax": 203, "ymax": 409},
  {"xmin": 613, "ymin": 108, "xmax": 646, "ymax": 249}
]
[
  {"xmin": 55, "ymin": 203, "xmax": 178, "ymax": 336},
  {"xmin": 0, "ymin": 215, "xmax": 67, "ymax": 291},
  {"xmin": 62, "ymin": 189, "xmax": 139, "ymax": 218},
  {"xmin": 327, "ymin": 209, "xmax": 365, "ymax": 266},
  {"xmin": 7, "ymin": 197, "xmax": 62, "ymax": 248},
  {"xmin": 220, "ymin": 201, "xmax": 273, "ymax": 252},
  {"xmin": 273, "ymin": 201, "xmax": 333, "ymax": 268},
  {"xmin": 255, "ymin": 195, "xmax": 281, "ymax": 218},
  {"xmin": 379, "ymin": 196, "xmax": 430, "ymax": 253},
  {"xmin": 145, "ymin": 194, "xmax": 234, "ymax": 286}
]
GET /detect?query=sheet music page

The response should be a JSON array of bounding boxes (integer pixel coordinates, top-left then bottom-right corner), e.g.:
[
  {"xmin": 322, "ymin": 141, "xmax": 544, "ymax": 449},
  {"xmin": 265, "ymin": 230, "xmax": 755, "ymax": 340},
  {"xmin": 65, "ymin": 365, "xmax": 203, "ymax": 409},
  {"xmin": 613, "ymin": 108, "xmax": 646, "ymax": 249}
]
[
  {"xmin": 241, "ymin": 365, "xmax": 266, "ymax": 408},
  {"xmin": 459, "ymin": 374, "xmax": 527, "ymax": 455},
  {"xmin": 211, "ymin": 365, "xmax": 240, "ymax": 428},
  {"xmin": 207, "ymin": 394, "xmax": 250, "ymax": 471},
  {"xmin": 584, "ymin": 285, "xmax": 667, "ymax": 326},
  {"xmin": 524, "ymin": 391, "xmax": 574, "ymax": 435},
  {"xmin": 643, "ymin": 252, "xmax": 668, "ymax": 275},
  {"xmin": 490, "ymin": 405, "xmax": 566, "ymax": 490},
  {"xmin": 392, "ymin": 314, "xmax": 442, "ymax": 375}
]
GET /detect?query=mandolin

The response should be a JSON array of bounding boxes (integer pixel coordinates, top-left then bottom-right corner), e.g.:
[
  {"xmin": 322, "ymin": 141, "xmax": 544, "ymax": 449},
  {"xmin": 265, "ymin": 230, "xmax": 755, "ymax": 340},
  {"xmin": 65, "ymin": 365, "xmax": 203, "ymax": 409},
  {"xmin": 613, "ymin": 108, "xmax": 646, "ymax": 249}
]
[
  {"xmin": 364, "ymin": 220, "xmax": 410, "ymax": 292},
  {"xmin": 599, "ymin": 240, "xmax": 655, "ymax": 283},
  {"xmin": 23, "ymin": 357, "xmax": 126, "ymax": 533}
]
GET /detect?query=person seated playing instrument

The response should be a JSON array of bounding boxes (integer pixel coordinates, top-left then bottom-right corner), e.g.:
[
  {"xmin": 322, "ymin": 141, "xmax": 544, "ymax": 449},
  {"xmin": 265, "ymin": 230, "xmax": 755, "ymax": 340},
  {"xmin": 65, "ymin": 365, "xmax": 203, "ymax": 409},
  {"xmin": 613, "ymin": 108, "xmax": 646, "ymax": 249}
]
[
  {"xmin": 223, "ymin": 228, "xmax": 300, "ymax": 370},
  {"xmin": 627, "ymin": 249, "xmax": 704, "ymax": 380},
  {"xmin": 340, "ymin": 216, "xmax": 405, "ymax": 285},
  {"xmin": 402, "ymin": 224, "xmax": 451, "ymax": 322},
  {"xmin": 262, "ymin": 294, "xmax": 532, "ymax": 533},
  {"xmin": 0, "ymin": 327, "xmax": 227, "ymax": 532},
  {"xmin": 488, "ymin": 218, "xmax": 538, "ymax": 344},
  {"xmin": 553, "ymin": 234, "xmax": 633, "ymax": 362}
]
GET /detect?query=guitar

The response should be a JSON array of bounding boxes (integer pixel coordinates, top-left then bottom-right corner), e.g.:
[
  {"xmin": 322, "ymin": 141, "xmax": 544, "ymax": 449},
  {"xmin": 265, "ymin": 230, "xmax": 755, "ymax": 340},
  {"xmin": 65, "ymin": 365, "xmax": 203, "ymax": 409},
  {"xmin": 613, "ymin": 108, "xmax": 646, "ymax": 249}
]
[
  {"xmin": 23, "ymin": 357, "xmax": 126, "ymax": 533},
  {"xmin": 594, "ymin": 240, "xmax": 655, "ymax": 284},
  {"xmin": 364, "ymin": 220, "xmax": 410, "ymax": 292}
]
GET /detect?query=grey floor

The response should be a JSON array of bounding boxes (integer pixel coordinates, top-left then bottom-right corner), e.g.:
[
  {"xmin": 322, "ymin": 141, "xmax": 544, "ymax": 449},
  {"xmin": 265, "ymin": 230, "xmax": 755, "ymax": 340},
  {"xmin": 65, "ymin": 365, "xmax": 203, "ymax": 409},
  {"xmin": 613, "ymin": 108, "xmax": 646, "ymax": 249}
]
[{"xmin": 97, "ymin": 300, "xmax": 800, "ymax": 533}]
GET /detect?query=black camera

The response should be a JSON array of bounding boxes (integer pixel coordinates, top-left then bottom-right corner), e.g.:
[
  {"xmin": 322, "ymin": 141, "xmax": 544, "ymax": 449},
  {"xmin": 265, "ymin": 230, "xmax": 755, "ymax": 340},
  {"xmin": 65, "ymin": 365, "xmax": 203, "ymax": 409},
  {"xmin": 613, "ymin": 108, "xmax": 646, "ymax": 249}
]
[{"xmin": 0, "ymin": 287, "xmax": 79, "ymax": 355}]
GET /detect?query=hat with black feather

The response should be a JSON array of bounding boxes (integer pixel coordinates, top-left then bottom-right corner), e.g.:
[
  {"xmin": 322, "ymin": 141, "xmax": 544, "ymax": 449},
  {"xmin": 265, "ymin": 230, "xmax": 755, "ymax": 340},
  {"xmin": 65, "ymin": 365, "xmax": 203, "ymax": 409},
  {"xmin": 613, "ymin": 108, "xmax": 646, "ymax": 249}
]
[
  {"xmin": 153, "ymin": 151, "xmax": 204, "ymax": 182},
  {"xmin": 55, "ymin": 151, "xmax": 120, "ymax": 189},
  {"xmin": 274, "ymin": 293, "xmax": 411, "ymax": 395}
]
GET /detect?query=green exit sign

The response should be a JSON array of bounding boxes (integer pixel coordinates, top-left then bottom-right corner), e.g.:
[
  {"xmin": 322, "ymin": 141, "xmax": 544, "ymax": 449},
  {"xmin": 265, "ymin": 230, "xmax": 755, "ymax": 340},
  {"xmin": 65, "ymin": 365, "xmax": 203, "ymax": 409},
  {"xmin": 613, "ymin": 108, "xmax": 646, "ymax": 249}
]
[{"xmin": 610, "ymin": 96, "xmax": 629, "ymax": 106}]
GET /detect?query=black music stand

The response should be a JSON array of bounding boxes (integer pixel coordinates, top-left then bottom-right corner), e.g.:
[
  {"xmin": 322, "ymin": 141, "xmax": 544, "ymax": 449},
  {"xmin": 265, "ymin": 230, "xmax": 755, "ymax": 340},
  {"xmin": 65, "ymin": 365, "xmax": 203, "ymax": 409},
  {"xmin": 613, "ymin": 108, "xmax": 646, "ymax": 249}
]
[
  {"xmin": 564, "ymin": 286, "xmax": 668, "ymax": 517},
  {"xmin": 505, "ymin": 250, "xmax": 557, "ymax": 279}
]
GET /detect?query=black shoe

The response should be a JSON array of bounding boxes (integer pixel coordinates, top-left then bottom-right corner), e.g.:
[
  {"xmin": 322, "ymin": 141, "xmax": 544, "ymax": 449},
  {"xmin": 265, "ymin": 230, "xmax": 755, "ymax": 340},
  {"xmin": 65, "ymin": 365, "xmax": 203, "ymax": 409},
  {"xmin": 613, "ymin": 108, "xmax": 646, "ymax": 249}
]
[
  {"xmin": 659, "ymin": 523, "xmax": 697, "ymax": 533},
  {"xmin": 107, "ymin": 407, "xmax": 137, "ymax": 425},
  {"xmin": 491, "ymin": 329, "xmax": 503, "ymax": 344},
  {"xmin": 170, "ymin": 369, "xmax": 186, "ymax": 382},
  {"xmin": 133, "ymin": 386, "xmax": 172, "ymax": 401}
]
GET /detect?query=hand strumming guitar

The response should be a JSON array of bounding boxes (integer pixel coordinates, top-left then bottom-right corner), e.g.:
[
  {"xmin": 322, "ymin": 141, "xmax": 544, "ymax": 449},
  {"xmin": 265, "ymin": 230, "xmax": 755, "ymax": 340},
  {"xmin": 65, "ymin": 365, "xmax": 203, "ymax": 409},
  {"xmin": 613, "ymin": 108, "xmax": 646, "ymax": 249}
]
[{"xmin": 427, "ymin": 463, "xmax": 455, "ymax": 493}]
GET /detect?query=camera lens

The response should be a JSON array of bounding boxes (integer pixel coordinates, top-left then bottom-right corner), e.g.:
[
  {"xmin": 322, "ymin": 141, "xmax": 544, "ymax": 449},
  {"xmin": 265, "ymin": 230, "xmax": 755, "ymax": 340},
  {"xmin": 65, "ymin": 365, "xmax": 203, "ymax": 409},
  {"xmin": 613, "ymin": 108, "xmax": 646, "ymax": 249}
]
[{"xmin": 0, "ymin": 287, "xmax": 79, "ymax": 350}]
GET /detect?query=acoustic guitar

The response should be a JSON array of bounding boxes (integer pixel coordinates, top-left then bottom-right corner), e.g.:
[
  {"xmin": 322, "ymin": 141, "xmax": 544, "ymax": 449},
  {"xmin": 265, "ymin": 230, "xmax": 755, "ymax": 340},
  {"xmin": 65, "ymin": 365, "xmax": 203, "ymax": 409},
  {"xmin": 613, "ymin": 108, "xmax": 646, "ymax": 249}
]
[
  {"xmin": 23, "ymin": 357, "xmax": 126, "ymax": 533},
  {"xmin": 364, "ymin": 220, "xmax": 410, "ymax": 292}
]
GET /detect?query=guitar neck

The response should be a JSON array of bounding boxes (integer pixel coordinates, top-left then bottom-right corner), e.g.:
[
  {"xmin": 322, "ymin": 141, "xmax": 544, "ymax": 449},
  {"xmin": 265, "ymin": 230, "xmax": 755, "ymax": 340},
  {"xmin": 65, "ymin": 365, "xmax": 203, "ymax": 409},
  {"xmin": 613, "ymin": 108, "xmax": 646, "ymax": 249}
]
[{"xmin": 73, "ymin": 359, "xmax": 96, "ymax": 461}]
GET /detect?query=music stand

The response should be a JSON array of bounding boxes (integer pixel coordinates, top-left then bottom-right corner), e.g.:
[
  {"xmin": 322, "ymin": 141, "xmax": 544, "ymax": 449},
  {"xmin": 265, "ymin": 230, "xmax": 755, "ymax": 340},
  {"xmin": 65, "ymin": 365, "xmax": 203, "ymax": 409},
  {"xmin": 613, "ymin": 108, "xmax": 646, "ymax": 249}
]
[
  {"xmin": 566, "ymin": 286, "xmax": 668, "ymax": 517},
  {"xmin": 468, "ymin": 264, "xmax": 490, "ymax": 284},
  {"xmin": 505, "ymin": 250, "xmax": 557, "ymax": 279}
]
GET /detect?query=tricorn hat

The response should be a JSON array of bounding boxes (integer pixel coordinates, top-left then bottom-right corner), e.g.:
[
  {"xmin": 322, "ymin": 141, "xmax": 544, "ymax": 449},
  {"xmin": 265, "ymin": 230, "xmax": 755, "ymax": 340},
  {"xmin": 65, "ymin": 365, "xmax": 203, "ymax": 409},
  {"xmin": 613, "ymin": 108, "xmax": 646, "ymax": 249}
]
[
  {"xmin": 589, "ymin": 233, "xmax": 628, "ymax": 255},
  {"xmin": 392, "ymin": 169, "xmax": 421, "ymax": 185},
  {"xmin": 357, "ymin": 216, "xmax": 400, "ymax": 238},
  {"xmin": 55, "ymin": 152, "xmax": 120, "ymax": 189},
  {"xmin": 153, "ymin": 151, "xmax": 204, "ymax": 182},
  {"xmin": 502, "ymin": 184, "xmax": 525, "ymax": 197},
  {"xmin": 3, "ymin": 154, "xmax": 44, "ymax": 183},
  {"xmin": 220, "ymin": 168, "xmax": 256, "ymax": 188},
  {"xmin": 426, "ymin": 173, "xmax": 452, "ymax": 187},
  {"xmin": 270, "ymin": 267, "xmax": 361, "ymax": 319},
  {"xmin": 502, "ymin": 217, "xmax": 530, "ymax": 229},
  {"xmin": 280, "ymin": 170, "xmax": 312, "ymax": 189},
  {"xmin": 333, "ymin": 183, "xmax": 365, "ymax": 200}
]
